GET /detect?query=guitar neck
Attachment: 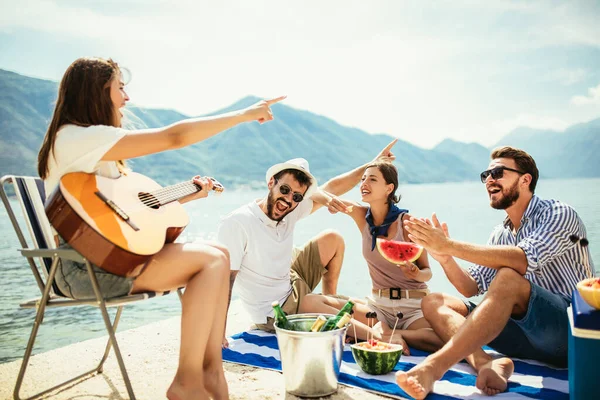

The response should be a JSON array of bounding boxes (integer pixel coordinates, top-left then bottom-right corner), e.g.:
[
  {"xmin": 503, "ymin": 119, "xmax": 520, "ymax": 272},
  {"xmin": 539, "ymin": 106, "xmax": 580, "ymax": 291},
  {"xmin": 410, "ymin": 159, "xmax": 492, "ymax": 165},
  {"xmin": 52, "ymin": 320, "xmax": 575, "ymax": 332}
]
[{"xmin": 151, "ymin": 179, "xmax": 223, "ymax": 206}]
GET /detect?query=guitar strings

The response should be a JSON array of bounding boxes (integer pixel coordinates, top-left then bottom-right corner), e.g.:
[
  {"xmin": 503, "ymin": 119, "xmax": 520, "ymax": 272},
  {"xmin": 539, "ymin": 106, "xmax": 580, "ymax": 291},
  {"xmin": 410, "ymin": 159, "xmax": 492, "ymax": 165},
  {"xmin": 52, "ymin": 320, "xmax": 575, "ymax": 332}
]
[
  {"xmin": 139, "ymin": 181, "xmax": 198, "ymax": 208},
  {"xmin": 111, "ymin": 180, "xmax": 222, "ymax": 213}
]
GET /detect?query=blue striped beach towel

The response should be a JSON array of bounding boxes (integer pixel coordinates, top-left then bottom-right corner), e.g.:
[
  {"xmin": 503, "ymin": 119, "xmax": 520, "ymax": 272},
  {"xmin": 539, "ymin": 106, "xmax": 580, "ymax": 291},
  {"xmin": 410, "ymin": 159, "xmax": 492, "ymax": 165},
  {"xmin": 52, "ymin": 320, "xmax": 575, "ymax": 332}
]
[{"xmin": 222, "ymin": 330, "xmax": 569, "ymax": 399}]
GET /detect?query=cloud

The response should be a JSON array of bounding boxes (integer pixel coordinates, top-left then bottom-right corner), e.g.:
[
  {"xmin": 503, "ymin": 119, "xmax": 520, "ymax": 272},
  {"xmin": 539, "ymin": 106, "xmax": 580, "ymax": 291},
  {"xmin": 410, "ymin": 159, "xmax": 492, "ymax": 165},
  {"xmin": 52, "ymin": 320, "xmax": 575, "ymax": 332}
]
[
  {"xmin": 0, "ymin": 0, "xmax": 182, "ymax": 45},
  {"xmin": 571, "ymin": 83, "xmax": 600, "ymax": 106},
  {"xmin": 542, "ymin": 68, "xmax": 589, "ymax": 86}
]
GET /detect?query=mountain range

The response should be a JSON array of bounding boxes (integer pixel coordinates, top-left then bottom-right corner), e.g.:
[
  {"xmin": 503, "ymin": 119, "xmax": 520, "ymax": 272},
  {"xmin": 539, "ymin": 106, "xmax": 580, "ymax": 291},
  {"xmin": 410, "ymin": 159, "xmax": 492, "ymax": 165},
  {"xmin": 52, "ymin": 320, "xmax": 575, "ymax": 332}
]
[{"xmin": 1, "ymin": 68, "xmax": 598, "ymax": 190}]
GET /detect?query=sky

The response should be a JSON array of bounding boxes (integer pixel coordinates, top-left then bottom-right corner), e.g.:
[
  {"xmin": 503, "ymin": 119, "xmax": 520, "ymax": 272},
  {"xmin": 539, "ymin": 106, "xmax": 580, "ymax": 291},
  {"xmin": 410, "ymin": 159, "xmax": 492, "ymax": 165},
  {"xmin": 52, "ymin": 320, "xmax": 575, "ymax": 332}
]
[{"xmin": 1, "ymin": 0, "xmax": 599, "ymax": 148}]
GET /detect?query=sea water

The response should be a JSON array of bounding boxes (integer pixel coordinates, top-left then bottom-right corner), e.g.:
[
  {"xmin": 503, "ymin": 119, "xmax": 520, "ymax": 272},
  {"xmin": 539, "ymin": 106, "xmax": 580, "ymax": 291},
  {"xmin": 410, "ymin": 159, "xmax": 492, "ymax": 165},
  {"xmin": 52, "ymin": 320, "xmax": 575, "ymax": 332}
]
[{"xmin": 0, "ymin": 178, "xmax": 598, "ymax": 363}]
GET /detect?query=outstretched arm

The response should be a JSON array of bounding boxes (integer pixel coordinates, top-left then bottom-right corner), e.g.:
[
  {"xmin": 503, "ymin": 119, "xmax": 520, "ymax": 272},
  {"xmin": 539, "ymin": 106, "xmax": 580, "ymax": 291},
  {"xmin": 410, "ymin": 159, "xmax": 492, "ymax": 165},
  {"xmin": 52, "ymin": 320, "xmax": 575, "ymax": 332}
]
[
  {"xmin": 103, "ymin": 96, "xmax": 286, "ymax": 161},
  {"xmin": 405, "ymin": 214, "xmax": 528, "ymax": 274},
  {"xmin": 312, "ymin": 139, "xmax": 398, "ymax": 213},
  {"xmin": 404, "ymin": 214, "xmax": 509, "ymax": 296},
  {"xmin": 310, "ymin": 189, "xmax": 369, "ymax": 230}
]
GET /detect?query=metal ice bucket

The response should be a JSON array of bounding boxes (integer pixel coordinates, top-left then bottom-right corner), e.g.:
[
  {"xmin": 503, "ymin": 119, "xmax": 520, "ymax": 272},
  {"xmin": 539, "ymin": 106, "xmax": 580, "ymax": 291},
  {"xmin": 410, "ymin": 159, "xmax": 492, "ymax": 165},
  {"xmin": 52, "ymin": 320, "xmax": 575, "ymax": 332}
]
[{"xmin": 274, "ymin": 313, "xmax": 347, "ymax": 397}]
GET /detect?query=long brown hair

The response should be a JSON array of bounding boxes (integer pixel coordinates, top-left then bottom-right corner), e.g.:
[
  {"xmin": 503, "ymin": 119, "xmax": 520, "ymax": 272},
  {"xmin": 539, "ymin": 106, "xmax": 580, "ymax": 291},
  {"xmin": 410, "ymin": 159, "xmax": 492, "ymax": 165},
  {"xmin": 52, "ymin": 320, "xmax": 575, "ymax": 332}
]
[
  {"xmin": 37, "ymin": 57, "xmax": 125, "ymax": 178},
  {"xmin": 365, "ymin": 161, "xmax": 401, "ymax": 204}
]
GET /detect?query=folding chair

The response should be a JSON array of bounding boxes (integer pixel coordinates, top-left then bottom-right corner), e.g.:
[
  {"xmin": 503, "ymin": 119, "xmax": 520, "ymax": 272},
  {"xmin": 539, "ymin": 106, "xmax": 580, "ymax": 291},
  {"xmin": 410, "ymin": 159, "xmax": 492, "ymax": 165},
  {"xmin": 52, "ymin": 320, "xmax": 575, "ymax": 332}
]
[{"xmin": 0, "ymin": 175, "xmax": 183, "ymax": 400}]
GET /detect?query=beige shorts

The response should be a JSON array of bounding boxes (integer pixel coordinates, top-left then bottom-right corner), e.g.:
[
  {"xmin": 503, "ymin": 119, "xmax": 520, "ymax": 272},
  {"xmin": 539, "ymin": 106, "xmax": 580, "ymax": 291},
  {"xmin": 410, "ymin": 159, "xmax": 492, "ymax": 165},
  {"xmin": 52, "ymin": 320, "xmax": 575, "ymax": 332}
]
[
  {"xmin": 255, "ymin": 239, "xmax": 326, "ymax": 332},
  {"xmin": 367, "ymin": 295, "xmax": 425, "ymax": 330}
]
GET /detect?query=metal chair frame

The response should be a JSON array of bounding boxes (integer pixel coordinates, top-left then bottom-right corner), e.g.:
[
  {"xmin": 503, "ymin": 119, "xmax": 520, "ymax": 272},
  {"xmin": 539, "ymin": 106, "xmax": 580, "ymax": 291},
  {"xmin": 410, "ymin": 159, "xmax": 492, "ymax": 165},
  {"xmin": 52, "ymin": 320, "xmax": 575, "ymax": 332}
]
[{"xmin": 1, "ymin": 175, "xmax": 183, "ymax": 400}]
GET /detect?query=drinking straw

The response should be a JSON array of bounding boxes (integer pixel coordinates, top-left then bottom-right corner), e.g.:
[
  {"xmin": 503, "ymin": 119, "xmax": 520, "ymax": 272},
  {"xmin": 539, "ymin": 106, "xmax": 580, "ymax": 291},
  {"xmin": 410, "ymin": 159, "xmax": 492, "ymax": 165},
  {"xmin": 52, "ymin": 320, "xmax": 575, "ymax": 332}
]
[{"xmin": 387, "ymin": 312, "xmax": 404, "ymax": 346}]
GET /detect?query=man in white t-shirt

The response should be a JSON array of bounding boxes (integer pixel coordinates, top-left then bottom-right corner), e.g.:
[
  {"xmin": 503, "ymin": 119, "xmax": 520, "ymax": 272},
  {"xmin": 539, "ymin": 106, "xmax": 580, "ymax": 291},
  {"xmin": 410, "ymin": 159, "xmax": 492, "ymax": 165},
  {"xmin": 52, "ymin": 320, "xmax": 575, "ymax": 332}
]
[{"xmin": 218, "ymin": 141, "xmax": 397, "ymax": 344}]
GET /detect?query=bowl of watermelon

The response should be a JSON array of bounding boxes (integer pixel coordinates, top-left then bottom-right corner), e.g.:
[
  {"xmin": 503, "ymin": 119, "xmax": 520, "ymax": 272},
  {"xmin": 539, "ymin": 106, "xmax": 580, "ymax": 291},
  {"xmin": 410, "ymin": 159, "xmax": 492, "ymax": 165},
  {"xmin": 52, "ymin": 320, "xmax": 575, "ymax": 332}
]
[
  {"xmin": 350, "ymin": 339, "xmax": 403, "ymax": 375},
  {"xmin": 577, "ymin": 278, "xmax": 600, "ymax": 310}
]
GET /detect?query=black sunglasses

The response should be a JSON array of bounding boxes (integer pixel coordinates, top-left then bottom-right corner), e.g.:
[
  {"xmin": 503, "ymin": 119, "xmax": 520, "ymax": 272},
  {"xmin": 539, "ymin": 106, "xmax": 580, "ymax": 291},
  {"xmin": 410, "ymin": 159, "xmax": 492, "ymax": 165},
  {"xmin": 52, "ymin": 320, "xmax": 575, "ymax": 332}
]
[
  {"xmin": 277, "ymin": 182, "xmax": 304, "ymax": 203},
  {"xmin": 480, "ymin": 166, "xmax": 526, "ymax": 183}
]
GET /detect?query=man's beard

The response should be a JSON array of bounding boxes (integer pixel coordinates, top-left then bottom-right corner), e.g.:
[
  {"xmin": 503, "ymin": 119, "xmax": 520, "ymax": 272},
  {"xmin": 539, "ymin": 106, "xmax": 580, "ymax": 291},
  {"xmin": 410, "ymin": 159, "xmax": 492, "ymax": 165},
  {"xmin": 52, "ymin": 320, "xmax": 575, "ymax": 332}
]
[
  {"xmin": 490, "ymin": 179, "xmax": 520, "ymax": 210},
  {"xmin": 266, "ymin": 190, "xmax": 294, "ymax": 221}
]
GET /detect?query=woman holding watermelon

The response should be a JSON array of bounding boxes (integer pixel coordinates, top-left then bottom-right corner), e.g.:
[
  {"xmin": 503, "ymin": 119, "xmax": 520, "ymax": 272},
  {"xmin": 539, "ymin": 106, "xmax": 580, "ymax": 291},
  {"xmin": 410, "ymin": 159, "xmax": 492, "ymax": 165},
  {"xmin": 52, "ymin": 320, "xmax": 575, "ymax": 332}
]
[{"xmin": 326, "ymin": 161, "xmax": 443, "ymax": 353}]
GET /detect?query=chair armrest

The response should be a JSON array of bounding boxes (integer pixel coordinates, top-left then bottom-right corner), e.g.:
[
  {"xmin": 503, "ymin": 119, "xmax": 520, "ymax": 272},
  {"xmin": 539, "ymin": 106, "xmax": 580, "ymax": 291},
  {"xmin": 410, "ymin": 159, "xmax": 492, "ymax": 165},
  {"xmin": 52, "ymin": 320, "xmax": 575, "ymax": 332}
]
[{"xmin": 20, "ymin": 248, "xmax": 87, "ymax": 263}]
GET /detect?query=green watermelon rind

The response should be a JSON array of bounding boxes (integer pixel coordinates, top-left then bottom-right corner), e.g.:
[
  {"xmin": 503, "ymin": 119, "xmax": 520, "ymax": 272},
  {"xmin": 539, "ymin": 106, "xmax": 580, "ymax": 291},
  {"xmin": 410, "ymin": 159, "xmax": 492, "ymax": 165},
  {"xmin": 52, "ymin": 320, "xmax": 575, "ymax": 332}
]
[
  {"xmin": 350, "ymin": 343, "xmax": 403, "ymax": 375},
  {"xmin": 376, "ymin": 238, "xmax": 423, "ymax": 264}
]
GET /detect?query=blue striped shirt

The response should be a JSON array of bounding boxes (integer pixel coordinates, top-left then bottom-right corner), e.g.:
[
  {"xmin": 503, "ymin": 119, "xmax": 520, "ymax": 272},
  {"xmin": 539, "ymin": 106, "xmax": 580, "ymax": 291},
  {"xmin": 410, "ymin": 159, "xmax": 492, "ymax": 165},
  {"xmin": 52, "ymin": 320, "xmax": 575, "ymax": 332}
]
[{"xmin": 468, "ymin": 195, "xmax": 594, "ymax": 300}]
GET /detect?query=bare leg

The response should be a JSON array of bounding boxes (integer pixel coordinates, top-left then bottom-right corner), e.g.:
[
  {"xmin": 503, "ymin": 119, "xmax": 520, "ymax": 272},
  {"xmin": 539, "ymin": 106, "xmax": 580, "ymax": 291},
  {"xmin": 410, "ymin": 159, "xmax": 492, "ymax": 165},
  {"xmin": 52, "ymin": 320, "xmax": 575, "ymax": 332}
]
[
  {"xmin": 132, "ymin": 242, "xmax": 230, "ymax": 400},
  {"xmin": 299, "ymin": 294, "xmax": 409, "ymax": 352},
  {"xmin": 421, "ymin": 292, "xmax": 514, "ymax": 395},
  {"xmin": 314, "ymin": 229, "xmax": 345, "ymax": 295},
  {"xmin": 383, "ymin": 317, "xmax": 444, "ymax": 353},
  {"xmin": 396, "ymin": 268, "xmax": 529, "ymax": 398},
  {"xmin": 199, "ymin": 243, "xmax": 230, "ymax": 400}
]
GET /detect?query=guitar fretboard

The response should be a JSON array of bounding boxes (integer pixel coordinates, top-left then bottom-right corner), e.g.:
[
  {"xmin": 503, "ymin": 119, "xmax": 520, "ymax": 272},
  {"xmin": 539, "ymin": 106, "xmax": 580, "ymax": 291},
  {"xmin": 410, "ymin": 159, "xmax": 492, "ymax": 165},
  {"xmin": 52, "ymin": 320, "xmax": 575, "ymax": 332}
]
[
  {"xmin": 152, "ymin": 181, "xmax": 199, "ymax": 205},
  {"xmin": 148, "ymin": 180, "xmax": 223, "ymax": 206}
]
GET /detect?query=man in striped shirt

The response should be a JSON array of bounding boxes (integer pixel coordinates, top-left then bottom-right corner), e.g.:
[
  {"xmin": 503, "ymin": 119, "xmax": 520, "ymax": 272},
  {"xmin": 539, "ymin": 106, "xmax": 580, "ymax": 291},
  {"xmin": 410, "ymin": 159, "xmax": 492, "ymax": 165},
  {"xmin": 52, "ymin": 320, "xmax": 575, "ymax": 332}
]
[{"xmin": 395, "ymin": 146, "xmax": 594, "ymax": 399}]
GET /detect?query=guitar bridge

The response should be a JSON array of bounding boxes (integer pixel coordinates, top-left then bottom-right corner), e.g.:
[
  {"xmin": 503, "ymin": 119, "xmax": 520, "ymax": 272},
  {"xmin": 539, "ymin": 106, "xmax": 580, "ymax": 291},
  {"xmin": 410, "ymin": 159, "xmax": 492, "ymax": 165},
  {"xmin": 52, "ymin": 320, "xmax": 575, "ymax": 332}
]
[{"xmin": 95, "ymin": 191, "xmax": 140, "ymax": 231}]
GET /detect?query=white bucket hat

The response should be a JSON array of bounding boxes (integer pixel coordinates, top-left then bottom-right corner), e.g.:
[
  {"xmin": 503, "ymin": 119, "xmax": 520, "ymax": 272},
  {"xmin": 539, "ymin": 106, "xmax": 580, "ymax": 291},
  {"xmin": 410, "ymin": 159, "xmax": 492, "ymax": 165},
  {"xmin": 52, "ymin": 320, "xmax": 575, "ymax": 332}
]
[{"xmin": 265, "ymin": 158, "xmax": 318, "ymax": 198}]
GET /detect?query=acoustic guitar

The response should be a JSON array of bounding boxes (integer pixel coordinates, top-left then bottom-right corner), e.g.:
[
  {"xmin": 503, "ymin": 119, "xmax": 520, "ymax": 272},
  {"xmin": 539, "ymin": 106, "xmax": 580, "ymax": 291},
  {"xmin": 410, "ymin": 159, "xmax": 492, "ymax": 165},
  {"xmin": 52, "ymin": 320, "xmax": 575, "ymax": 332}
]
[{"xmin": 45, "ymin": 171, "xmax": 224, "ymax": 277}]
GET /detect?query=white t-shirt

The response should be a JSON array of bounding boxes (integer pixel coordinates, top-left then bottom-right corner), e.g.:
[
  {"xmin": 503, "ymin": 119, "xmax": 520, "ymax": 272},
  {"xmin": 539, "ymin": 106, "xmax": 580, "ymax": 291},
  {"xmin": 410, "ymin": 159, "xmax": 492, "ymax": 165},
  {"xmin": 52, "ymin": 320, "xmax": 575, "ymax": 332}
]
[
  {"xmin": 44, "ymin": 124, "xmax": 128, "ymax": 197},
  {"xmin": 217, "ymin": 198, "xmax": 313, "ymax": 324}
]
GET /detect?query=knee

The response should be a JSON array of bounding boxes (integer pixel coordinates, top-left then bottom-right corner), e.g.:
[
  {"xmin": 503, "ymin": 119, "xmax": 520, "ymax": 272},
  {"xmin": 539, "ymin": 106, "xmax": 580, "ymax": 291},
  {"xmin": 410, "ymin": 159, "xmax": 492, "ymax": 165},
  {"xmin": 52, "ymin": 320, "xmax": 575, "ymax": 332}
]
[
  {"xmin": 320, "ymin": 229, "xmax": 345, "ymax": 250},
  {"xmin": 211, "ymin": 243, "xmax": 231, "ymax": 265},
  {"xmin": 490, "ymin": 267, "xmax": 525, "ymax": 290},
  {"xmin": 489, "ymin": 267, "xmax": 527, "ymax": 295},
  {"xmin": 298, "ymin": 294, "xmax": 320, "ymax": 313},
  {"xmin": 421, "ymin": 293, "xmax": 445, "ymax": 320},
  {"xmin": 207, "ymin": 247, "xmax": 230, "ymax": 274}
]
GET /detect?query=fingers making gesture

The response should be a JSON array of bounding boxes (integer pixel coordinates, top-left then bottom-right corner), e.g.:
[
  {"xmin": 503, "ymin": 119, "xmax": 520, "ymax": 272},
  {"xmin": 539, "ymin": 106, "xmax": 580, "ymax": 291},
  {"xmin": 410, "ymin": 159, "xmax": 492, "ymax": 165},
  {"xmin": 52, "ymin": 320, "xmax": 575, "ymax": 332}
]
[
  {"xmin": 404, "ymin": 213, "xmax": 451, "ymax": 257},
  {"xmin": 245, "ymin": 96, "xmax": 287, "ymax": 124},
  {"xmin": 373, "ymin": 138, "xmax": 398, "ymax": 163}
]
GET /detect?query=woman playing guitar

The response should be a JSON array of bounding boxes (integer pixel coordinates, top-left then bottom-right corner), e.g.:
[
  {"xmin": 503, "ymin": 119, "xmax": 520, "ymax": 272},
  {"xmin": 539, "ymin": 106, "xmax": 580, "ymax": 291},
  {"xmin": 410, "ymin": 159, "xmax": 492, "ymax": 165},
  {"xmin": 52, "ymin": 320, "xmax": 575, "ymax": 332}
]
[{"xmin": 37, "ymin": 57, "xmax": 284, "ymax": 400}]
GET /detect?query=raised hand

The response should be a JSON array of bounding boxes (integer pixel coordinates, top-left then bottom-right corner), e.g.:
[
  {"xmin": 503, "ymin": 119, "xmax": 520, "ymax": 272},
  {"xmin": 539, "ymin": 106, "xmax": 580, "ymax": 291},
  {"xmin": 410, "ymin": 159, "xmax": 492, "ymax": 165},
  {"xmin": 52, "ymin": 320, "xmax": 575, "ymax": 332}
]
[
  {"xmin": 326, "ymin": 195, "xmax": 354, "ymax": 215},
  {"xmin": 404, "ymin": 213, "xmax": 451, "ymax": 255},
  {"xmin": 244, "ymin": 96, "xmax": 287, "ymax": 124},
  {"xmin": 373, "ymin": 138, "xmax": 398, "ymax": 163}
]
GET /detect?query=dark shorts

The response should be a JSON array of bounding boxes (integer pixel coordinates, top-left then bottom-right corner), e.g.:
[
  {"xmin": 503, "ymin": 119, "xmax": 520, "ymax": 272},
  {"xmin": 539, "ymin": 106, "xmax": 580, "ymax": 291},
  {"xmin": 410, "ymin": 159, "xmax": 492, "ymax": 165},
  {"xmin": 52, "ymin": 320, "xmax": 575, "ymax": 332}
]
[
  {"xmin": 464, "ymin": 281, "xmax": 570, "ymax": 367},
  {"xmin": 54, "ymin": 243, "xmax": 134, "ymax": 299}
]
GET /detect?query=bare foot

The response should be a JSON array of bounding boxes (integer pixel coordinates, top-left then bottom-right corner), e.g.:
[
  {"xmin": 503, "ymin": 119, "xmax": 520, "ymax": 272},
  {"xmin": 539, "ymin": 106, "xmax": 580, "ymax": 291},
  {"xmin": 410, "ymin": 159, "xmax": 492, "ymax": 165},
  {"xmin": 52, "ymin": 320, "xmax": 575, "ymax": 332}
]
[
  {"xmin": 204, "ymin": 367, "xmax": 229, "ymax": 400},
  {"xmin": 476, "ymin": 357, "xmax": 514, "ymax": 396},
  {"xmin": 167, "ymin": 380, "xmax": 209, "ymax": 400},
  {"xmin": 395, "ymin": 363, "xmax": 440, "ymax": 399}
]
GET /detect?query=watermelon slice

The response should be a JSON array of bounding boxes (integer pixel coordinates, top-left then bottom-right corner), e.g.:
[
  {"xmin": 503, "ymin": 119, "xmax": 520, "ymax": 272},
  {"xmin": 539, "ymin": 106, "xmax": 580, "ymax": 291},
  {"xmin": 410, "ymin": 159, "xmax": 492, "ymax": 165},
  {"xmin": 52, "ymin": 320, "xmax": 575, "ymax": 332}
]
[{"xmin": 376, "ymin": 239, "xmax": 423, "ymax": 264}]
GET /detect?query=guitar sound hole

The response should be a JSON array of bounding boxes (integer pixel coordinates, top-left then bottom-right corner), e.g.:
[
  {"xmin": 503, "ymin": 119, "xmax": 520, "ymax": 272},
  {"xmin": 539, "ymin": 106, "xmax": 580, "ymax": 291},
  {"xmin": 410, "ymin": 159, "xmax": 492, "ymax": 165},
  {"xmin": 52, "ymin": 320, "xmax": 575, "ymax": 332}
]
[{"xmin": 138, "ymin": 192, "xmax": 160, "ymax": 209}]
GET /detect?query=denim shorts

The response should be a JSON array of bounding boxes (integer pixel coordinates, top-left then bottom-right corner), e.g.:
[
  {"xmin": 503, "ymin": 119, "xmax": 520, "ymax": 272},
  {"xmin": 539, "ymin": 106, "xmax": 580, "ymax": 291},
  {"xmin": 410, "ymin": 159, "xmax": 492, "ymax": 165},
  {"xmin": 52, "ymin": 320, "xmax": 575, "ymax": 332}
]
[
  {"xmin": 54, "ymin": 243, "xmax": 134, "ymax": 299},
  {"xmin": 464, "ymin": 281, "xmax": 570, "ymax": 367}
]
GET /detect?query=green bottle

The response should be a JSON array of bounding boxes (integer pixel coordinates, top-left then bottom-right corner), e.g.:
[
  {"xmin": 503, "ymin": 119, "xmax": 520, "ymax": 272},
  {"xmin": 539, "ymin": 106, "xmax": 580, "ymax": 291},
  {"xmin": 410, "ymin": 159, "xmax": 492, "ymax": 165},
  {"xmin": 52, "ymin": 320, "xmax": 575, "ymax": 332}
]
[
  {"xmin": 319, "ymin": 312, "xmax": 352, "ymax": 332},
  {"xmin": 338, "ymin": 300, "xmax": 355, "ymax": 317},
  {"xmin": 272, "ymin": 301, "xmax": 293, "ymax": 330},
  {"xmin": 334, "ymin": 312, "xmax": 352, "ymax": 329},
  {"xmin": 317, "ymin": 300, "xmax": 354, "ymax": 332}
]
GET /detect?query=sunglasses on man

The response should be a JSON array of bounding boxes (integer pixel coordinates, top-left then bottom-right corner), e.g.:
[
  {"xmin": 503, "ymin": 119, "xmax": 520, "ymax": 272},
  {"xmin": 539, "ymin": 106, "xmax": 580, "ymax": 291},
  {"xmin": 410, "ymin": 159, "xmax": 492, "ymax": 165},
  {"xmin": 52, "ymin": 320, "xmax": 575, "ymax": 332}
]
[
  {"xmin": 480, "ymin": 166, "xmax": 526, "ymax": 183},
  {"xmin": 276, "ymin": 181, "xmax": 305, "ymax": 202}
]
